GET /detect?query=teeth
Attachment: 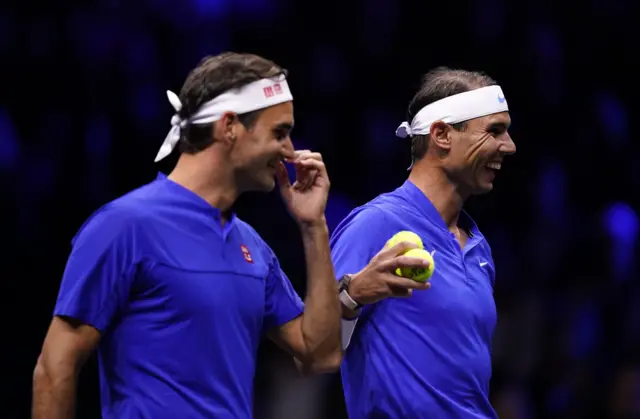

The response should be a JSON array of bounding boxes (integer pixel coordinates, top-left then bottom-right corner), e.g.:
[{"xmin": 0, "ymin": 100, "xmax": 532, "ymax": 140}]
[{"xmin": 487, "ymin": 162, "xmax": 501, "ymax": 170}]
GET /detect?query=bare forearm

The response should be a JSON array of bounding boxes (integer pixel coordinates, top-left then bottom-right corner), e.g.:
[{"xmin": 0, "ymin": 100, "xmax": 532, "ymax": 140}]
[
  {"xmin": 299, "ymin": 220, "xmax": 342, "ymax": 362},
  {"xmin": 32, "ymin": 364, "xmax": 77, "ymax": 419}
]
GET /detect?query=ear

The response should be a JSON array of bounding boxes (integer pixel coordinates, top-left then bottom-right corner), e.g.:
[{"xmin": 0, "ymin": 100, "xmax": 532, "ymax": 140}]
[
  {"xmin": 213, "ymin": 112, "xmax": 242, "ymax": 146},
  {"xmin": 429, "ymin": 120, "xmax": 453, "ymax": 151}
]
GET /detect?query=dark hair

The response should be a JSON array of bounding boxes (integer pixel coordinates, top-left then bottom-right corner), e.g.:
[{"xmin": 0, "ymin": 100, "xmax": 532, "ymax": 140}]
[
  {"xmin": 176, "ymin": 52, "xmax": 288, "ymax": 154},
  {"xmin": 407, "ymin": 67, "xmax": 497, "ymax": 162}
]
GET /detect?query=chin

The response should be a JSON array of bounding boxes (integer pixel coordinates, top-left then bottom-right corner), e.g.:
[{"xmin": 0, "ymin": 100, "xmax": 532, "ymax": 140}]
[
  {"xmin": 254, "ymin": 175, "xmax": 276, "ymax": 193},
  {"xmin": 471, "ymin": 182, "xmax": 494, "ymax": 196}
]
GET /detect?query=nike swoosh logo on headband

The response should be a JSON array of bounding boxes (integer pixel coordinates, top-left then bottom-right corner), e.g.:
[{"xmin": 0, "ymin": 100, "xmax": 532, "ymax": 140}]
[{"xmin": 497, "ymin": 95, "xmax": 506, "ymax": 103}]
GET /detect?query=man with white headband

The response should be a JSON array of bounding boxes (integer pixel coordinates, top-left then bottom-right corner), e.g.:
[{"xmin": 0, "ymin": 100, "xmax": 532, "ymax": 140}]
[
  {"xmin": 331, "ymin": 67, "xmax": 516, "ymax": 418},
  {"xmin": 33, "ymin": 52, "xmax": 347, "ymax": 418}
]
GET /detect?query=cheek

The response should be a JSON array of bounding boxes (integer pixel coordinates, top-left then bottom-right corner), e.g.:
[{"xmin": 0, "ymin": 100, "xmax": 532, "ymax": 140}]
[
  {"xmin": 472, "ymin": 135, "xmax": 496, "ymax": 157},
  {"xmin": 241, "ymin": 134, "xmax": 267, "ymax": 153}
]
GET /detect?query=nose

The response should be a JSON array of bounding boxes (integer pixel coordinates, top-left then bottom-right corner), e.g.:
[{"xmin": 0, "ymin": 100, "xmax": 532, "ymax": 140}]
[
  {"xmin": 281, "ymin": 138, "xmax": 295, "ymax": 159},
  {"xmin": 500, "ymin": 134, "xmax": 516, "ymax": 156}
]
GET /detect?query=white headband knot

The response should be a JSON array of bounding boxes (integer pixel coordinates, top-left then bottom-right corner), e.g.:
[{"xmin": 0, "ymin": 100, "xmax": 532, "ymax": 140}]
[
  {"xmin": 167, "ymin": 90, "xmax": 187, "ymax": 129},
  {"xmin": 396, "ymin": 85, "xmax": 509, "ymax": 139},
  {"xmin": 155, "ymin": 75, "xmax": 293, "ymax": 162},
  {"xmin": 395, "ymin": 122, "xmax": 412, "ymax": 138}
]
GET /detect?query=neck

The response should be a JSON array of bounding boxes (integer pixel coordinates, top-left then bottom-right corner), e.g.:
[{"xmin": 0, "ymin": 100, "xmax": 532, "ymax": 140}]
[
  {"xmin": 408, "ymin": 159, "xmax": 466, "ymax": 230},
  {"xmin": 168, "ymin": 149, "xmax": 238, "ymax": 213}
]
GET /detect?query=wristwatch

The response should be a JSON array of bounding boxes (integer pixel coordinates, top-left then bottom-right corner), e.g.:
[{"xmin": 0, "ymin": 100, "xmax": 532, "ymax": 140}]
[{"xmin": 338, "ymin": 274, "xmax": 362, "ymax": 311}]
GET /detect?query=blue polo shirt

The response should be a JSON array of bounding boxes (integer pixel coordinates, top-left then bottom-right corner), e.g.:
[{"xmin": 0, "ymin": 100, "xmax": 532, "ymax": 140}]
[
  {"xmin": 331, "ymin": 180, "xmax": 498, "ymax": 419},
  {"xmin": 54, "ymin": 173, "xmax": 304, "ymax": 419}
]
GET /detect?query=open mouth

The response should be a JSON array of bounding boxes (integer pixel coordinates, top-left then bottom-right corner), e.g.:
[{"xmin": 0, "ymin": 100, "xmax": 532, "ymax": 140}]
[{"xmin": 486, "ymin": 162, "xmax": 502, "ymax": 170}]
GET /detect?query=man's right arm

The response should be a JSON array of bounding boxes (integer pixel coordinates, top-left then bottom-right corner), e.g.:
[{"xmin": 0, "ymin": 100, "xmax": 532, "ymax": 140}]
[
  {"xmin": 33, "ymin": 207, "xmax": 141, "ymax": 418},
  {"xmin": 33, "ymin": 317, "xmax": 101, "ymax": 419},
  {"xmin": 330, "ymin": 208, "xmax": 431, "ymax": 348}
]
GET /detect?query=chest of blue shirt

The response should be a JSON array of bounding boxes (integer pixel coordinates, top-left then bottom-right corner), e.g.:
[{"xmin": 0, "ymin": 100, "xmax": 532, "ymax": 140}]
[
  {"xmin": 341, "ymin": 206, "xmax": 498, "ymax": 417},
  {"xmin": 123, "ymin": 208, "xmax": 270, "ymax": 347}
]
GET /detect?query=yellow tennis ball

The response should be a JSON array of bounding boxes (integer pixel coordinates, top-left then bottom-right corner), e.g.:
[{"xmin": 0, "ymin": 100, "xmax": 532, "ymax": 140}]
[
  {"xmin": 385, "ymin": 231, "xmax": 424, "ymax": 251},
  {"xmin": 395, "ymin": 248, "xmax": 435, "ymax": 282}
]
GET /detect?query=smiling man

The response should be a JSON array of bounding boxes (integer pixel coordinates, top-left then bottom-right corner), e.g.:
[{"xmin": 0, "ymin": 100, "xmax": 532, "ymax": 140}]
[
  {"xmin": 32, "ymin": 52, "xmax": 343, "ymax": 419},
  {"xmin": 331, "ymin": 67, "xmax": 517, "ymax": 418}
]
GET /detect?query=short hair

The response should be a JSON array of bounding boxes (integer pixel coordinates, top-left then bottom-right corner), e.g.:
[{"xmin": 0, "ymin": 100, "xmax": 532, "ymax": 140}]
[
  {"xmin": 406, "ymin": 67, "xmax": 497, "ymax": 163},
  {"xmin": 176, "ymin": 52, "xmax": 288, "ymax": 154}
]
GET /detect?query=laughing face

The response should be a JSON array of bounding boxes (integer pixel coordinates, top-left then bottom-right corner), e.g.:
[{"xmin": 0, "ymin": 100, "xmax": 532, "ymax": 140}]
[{"xmin": 442, "ymin": 111, "xmax": 516, "ymax": 195}]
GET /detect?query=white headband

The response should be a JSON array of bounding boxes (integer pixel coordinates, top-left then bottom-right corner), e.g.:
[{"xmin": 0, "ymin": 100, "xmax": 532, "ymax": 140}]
[
  {"xmin": 395, "ymin": 85, "xmax": 508, "ymax": 139},
  {"xmin": 155, "ymin": 75, "xmax": 294, "ymax": 162}
]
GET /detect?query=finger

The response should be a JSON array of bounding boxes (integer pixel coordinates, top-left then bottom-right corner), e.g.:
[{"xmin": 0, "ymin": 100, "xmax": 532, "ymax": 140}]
[
  {"xmin": 389, "ymin": 287, "xmax": 413, "ymax": 298},
  {"xmin": 377, "ymin": 241, "xmax": 420, "ymax": 259},
  {"xmin": 294, "ymin": 158, "xmax": 326, "ymax": 175},
  {"xmin": 300, "ymin": 169, "xmax": 318, "ymax": 190},
  {"xmin": 285, "ymin": 149, "xmax": 309, "ymax": 163},
  {"xmin": 292, "ymin": 162, "xmax": 319, "ymax": 190},
  {"xmin": 379, "ymin": 255, "xmax": 432, "ymax": 272},
  {"xmin": 298, "ymin": 152, "xmax": 323, "ymax": 162},
  {"xmin": 295, "ymin": 158, "xmax": 329, "ymax": 189},
  {"xmin": 294, "ymin": 150, "xmax": 323, "ymax": 162},
  {"xmin": 385, "ymin": 275, "xmax": 432, "ymax": 290}
]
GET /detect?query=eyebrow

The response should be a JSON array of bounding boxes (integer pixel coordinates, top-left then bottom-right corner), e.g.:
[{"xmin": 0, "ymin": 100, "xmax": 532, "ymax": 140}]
[
  {"xmin": 274, "ymin": 122, "xmax": 294, "ymax": 132},
  {"xmin": 487, "ymin": 121, "xmax": 510, "ymax": 131}
]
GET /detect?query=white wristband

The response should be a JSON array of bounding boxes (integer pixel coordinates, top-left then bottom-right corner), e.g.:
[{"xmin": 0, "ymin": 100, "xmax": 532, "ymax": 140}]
[{"xmin": 339, "ymin": 289, "xmax": 361, "ymax": 311}]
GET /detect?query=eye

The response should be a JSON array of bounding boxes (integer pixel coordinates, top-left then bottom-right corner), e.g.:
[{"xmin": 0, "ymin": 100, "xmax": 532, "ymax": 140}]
[
  {"xmin": 488, "ymin": 126, "xmax": 507, "ymax": 137},
  {"xmin": 274, "ymin": 129, "xmax": 289, "ymax": 141}
]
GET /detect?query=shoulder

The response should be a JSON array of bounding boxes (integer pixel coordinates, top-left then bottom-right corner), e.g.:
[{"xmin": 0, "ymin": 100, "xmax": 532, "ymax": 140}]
[
  {"xmin": 72, "ymin": 188, "xmax": 153, "ymax": 247},
  {"xmin": 234, "ymin": 217, "xmax": 265, "ymax": 244},
  {"xmin": 330, "ymin": 203, "xmax": 396, "ymax": 255},
  {"xmin": 331, "ymin": 194, "xmax": 412, "ymax": 244},
  {"xmin": 331, "ymin": 204, "xmax": 386, "ymax": 239}
]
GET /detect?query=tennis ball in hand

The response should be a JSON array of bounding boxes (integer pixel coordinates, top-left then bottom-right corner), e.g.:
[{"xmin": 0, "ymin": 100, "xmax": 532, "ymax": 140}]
[
  {"xmin": 395, "ymin": 248, "xmax": 435, "ymax": 282},
  {"xmin": 385, "ymin": 231, "xmax": 424, "ymax": 251}
]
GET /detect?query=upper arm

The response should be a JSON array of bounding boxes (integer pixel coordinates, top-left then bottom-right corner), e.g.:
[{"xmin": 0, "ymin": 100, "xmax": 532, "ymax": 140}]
[
  {"xmin": 261, "ymin": 245, "xmax": 304, "ymax": 336},
  {"xmin": 331, "ymin": 207, "xmax": 392, "ymax": 349},
  {"xmin": 54, "ymin": 206, "xmax": 141, "ymax": 333},
  {"xmin": 38, "ymin": 316, "xmax": 101, "ymax": 375},
  {"xmin": 263, "ymin": 254, "xmax": 307, "ymax": 362}
]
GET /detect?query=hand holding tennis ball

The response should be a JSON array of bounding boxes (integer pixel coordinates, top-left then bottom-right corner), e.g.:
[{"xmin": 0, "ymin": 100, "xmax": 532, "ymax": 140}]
[
  {"xmin": 395, "ymin": 248, "xmax": 435, "ymax": 282},
  {"xmin": 385, "ymin": 231, "xmax": 435, "ymax": 282},
  {"xmin": 345, "ymin": 232, "xmax": 432, "ymax": 305}
]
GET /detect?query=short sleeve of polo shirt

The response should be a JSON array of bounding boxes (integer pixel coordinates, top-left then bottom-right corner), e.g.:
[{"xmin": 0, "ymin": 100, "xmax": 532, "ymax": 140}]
[
  {"xmin": 54, "ymin": 206, "xmax": 141, "ymax": 333},
  {"xmin": 262, "ymin": 247, "xmax": 304, "ymax": 332},
  {"xmin": 330, "ymin": 207, "xmax": 392, "ymax": 348},
  {"xmin": 330, "ymin": 207, "xmax": 391, "ymax": 279}
]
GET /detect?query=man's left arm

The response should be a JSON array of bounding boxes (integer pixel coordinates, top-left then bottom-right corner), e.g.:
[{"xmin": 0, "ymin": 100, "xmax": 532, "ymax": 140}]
[{"xmin": 266, "ymin": 220, "xmax": 342, "ymax": 375}]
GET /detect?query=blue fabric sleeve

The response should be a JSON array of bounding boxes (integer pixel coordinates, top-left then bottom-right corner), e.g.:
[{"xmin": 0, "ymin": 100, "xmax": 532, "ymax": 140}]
[
  {"xmin": 262, "ymin": 249, "xmax": 304, "ymax": 332},
  {"xmin": 54, "ymin": 206, "xmax": 141, "ymax": 333},
  {"xmin": 330, "ymin": 206, "xmax": 392, "ymax": 279}
]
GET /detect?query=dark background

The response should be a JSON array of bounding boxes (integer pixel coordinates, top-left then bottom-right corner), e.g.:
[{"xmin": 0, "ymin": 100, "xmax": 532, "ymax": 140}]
[{"xmin": 2, "ymin": 0, "xmax": 639, "ymax": 418}]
